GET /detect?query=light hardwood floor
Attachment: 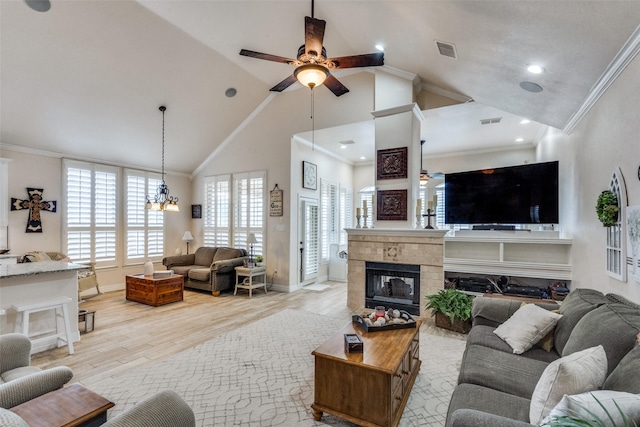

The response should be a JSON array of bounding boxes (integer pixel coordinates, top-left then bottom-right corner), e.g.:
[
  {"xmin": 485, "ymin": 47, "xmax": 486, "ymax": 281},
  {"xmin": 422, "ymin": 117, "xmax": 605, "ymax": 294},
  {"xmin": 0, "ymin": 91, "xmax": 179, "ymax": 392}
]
[{"xmin": 30, "ymin": 282, "xmax": 355, "ymax": 386}]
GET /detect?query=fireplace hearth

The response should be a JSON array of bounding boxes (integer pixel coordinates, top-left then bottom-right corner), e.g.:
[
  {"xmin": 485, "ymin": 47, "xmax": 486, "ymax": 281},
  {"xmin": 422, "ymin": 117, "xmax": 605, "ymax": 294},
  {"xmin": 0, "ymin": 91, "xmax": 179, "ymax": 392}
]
[{"xmin": 366, "ymin": 261, "xmax": 420, "ymax": 315}]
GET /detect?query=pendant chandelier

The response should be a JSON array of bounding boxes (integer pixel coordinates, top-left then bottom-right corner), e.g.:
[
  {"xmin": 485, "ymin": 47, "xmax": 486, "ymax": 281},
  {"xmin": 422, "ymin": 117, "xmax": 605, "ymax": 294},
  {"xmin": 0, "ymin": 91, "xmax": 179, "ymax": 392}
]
[{"xmin": 146, "ymin": 106, "xmax": 179, "ymax": 212}]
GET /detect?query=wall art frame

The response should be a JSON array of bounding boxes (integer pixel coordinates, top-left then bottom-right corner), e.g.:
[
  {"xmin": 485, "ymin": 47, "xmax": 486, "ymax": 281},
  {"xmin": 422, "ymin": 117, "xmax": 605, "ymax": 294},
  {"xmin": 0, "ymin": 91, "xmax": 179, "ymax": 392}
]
[
  {"xmin": 376, "ymin": 147, "xmax": 408, "ymax": 180},
  {"xmin": 302, "ymin": 161, "xmax": 317, "ymax": 190},
  {"xmin": 191, "ymin": 204, "xmax": 202, "ymax": 219},
  {"xmin": 377, "ymin": 189, "xmax": 408, "ymax": 221}
]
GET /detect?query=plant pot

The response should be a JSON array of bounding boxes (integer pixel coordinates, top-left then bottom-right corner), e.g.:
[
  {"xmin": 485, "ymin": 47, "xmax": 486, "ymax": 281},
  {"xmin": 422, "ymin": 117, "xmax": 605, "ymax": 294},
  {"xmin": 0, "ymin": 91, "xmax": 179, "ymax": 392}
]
[{"xmin": 435, "ymin": 312, "xmax": 472, "ymax": 334}]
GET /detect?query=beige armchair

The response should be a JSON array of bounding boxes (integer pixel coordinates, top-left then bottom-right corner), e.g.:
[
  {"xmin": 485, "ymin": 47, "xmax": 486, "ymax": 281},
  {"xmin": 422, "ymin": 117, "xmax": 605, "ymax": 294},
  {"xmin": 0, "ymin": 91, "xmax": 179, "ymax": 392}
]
[
  {"xmin": 21, "ymin": 251, "xmax": 101, "ymax": 298},
  {"xmin": 0, "ymin": 333, "xmax": 74, "ymax": 409}
]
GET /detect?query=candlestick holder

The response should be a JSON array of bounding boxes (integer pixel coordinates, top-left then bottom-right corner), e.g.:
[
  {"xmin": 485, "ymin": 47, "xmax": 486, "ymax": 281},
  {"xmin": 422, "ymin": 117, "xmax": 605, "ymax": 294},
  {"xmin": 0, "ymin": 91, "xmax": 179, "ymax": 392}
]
[
  {"xmin": 356, "ymin": 215, "xmax": 362, "ymax": 229},
  {"xmin": 362, "ymin": 215, "xmax": 369, "ymax": 229},
  {"xmin": 415, "ymin": 214, "xmax": 422, "ymax": 229},
  {"xmin": 422, "ymin": 208, "xmax": 436, "ymax": 229}
]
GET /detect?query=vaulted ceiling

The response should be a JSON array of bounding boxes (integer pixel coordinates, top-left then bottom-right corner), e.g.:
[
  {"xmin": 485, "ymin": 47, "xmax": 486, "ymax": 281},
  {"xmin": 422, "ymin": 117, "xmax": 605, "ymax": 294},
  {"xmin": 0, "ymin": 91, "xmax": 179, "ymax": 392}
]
[{"xmin": 2, "ymin": 1, "xmax": 639, "ymax": 175}]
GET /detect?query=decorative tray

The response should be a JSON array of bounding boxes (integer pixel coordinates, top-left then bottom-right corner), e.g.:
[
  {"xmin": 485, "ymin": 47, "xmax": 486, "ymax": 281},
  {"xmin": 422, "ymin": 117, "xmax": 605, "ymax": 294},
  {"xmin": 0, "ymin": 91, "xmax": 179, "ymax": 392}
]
[{"xmin": 352, "ymin": 309, "xmax": 417, "ymax": 333}]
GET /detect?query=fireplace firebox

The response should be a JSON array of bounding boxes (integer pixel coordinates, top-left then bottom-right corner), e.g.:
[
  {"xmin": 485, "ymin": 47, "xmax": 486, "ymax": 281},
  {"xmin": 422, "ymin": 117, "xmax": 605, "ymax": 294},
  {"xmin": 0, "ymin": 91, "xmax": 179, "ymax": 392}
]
[{"xmin": 365, "ymin": 262, "xmax": 420, "ymax": 315}]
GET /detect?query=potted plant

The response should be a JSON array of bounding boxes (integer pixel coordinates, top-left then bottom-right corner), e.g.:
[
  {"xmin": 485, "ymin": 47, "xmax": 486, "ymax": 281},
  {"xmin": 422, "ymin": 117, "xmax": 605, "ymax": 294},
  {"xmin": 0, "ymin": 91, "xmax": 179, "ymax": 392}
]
[
  {"xmin": 425, "ymin": 289, "xmax": 474, "ymax": 334},
  {"xmin": 596, "ymin": 190, "xmax": 619, "ymax": 227},
  {"xmin": 256, "ymin": 255, "xmax": 264, "ymax": 266}
]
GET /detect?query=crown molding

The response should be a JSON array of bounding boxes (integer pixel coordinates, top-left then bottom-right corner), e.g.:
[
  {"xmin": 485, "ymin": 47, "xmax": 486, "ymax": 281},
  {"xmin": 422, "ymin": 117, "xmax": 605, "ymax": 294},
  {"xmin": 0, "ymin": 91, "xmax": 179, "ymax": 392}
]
[{"xmin": 563, "ymin": 25, "xmax": 640, "ymax": 134}]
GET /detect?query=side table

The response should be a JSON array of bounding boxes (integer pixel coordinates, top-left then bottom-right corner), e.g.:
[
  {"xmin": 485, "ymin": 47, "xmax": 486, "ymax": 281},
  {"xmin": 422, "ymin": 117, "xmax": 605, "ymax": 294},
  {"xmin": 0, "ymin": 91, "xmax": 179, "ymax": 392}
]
[{"xmin": 234, "ymin": 266, "xmax": 267, "ymax": 298}]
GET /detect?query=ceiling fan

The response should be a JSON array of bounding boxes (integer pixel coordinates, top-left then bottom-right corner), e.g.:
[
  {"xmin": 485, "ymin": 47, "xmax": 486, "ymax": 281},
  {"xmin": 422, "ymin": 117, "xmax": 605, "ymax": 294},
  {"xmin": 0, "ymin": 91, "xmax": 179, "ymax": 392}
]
[{"xmin": 239, "ymin": 0, "xmax": 384, "ymax": 96}]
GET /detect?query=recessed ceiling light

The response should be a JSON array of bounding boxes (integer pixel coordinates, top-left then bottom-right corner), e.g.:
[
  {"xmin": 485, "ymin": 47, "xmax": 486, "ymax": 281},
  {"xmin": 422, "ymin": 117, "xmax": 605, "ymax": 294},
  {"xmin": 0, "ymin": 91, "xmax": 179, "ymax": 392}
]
[
  {"xmin": 515, "ymin": 138, "xmax": 524, "ymax": 142},
  {"xmin": 527, "ymin": 64, "xmax": 544, "ymax": 74},
  {"xmin": 375, "ymin": 44, "xmax": 384, "ymax": 52},
  {"xmin": 225, "ymin": 88, "xmax": 237, "ymax": 98},
  {"xmin": 360, "ymin": 156, "xmax": 366, "ymax": 160},
  {"xmin": 520, "ymin": 81, "xmax": 543, "ymax": 93},
  {"xmin": 520, "ymin": 119, "xmax": 531, "ymax": 124},
  {"xmin": 340, "ymin": 145, "xmax": 347, "ymax": 149}
]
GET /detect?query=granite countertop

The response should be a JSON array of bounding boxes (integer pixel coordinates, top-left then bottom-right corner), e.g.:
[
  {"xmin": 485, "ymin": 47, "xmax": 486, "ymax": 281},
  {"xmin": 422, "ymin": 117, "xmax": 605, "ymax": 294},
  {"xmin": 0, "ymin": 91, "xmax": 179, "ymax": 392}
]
[{"xmin": 0, "ymin": 261, "xmax": 90, "ymax": 279}]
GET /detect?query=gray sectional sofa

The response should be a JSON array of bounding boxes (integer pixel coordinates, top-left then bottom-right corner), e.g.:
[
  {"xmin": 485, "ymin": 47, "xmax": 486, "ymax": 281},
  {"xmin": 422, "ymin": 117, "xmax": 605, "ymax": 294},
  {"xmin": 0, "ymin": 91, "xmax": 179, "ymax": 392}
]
[
  {"xmin": 446, "ymin": 289, "xmax": 640, "ymax": 426},
  {"xmin": 162, "ymin": 247, "xmax": 247, "ymax": 295}
]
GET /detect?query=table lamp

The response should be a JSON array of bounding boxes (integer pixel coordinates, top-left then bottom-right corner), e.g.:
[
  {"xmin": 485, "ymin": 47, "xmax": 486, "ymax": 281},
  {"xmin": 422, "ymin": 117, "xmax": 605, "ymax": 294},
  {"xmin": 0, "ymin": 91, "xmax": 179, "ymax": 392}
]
[
  {"xmin": 247, "ymin": 233, "xmax": 258, "ymax": 267},
  {"xmin": 182, "ymin": 231, "xmax": 194, "ymax": 254}
]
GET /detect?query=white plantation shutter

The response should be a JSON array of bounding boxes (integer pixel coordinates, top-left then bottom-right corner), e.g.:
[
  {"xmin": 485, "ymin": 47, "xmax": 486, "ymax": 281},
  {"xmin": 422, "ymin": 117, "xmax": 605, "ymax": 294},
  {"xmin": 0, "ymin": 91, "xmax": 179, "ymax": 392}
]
[
  {"xmin": 125, "ymin": 170, "xmax": 164, "ymax": 261},
  {"xmin": 320, "ymin": 179, "xmax": 338, "ymax": 263},
  {"xmin": 204, "ymin": 175, "xmax": 231, "ymax": 247},
  {"xmin": 339, "ymin": 186, "xmax": 353, "ymax": 245},
  {"xmin": 64, "ymin": 160, "xmax": 118, "ymax": 266},
  {"xmin": 234, "ymin": 171, "xmax": 265, "ymax": 256}
]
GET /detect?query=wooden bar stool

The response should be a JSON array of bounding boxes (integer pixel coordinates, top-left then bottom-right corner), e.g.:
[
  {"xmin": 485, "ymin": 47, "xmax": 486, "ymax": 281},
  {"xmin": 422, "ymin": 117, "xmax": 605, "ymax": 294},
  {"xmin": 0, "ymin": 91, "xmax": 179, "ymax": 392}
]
[{"xmin": 12, "ymin": 296, "xmax": 74, "ymax": 355}]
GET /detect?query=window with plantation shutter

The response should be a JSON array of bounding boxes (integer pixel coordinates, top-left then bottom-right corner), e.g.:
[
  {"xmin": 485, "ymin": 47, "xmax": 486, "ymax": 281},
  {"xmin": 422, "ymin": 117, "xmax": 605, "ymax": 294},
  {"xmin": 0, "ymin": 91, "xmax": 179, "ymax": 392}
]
[
  {"xmin": 204, "ymin": 172, "xmax": 265, "ymax": 255},
  {"xmin": 64, "ymin": 159, "xmax": 118, "ymax": 266},
  {"xmin": 125, "ymin": 169, "xmax": 164, "ymax": 262},
  {"xmin": 233, "ymin": 171, "xmax": 265, "ymax": 256},
  {"xmin": 204, "ymin": 175, "xmax": 231, "ymax": 247},
  {"xmin": 320, "ymin": 179, "xmax": 339, "ymax": 263},
  {"xmin": 339, "ymin": 186, "xmax": 353, "ymax": 245}
]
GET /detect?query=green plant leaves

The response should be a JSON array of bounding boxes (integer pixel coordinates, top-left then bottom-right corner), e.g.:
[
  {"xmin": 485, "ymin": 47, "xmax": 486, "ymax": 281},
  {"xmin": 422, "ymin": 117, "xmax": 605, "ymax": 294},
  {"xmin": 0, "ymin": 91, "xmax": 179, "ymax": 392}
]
[
  {"xmin": 596, "ymin": 190, "xmax": 619, "ymax": 227},
  {"xmin": 424, "ymin": 289, "xmax": 474, "ymax": 322}
]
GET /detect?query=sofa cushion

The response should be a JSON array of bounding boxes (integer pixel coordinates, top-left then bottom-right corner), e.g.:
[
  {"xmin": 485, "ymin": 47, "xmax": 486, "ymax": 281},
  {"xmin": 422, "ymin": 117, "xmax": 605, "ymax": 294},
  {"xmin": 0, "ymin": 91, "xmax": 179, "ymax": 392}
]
[
  {"xmin": 542, "ymin": 390, "xmax": 640, "ymax": 426},
  {"xmin": 466, "ymin": 325, "xmax": 560, "ymax": 363},
  {"xmin": 562, "ymin": 302, "xmax": 640, "ymax": 375},
  {"xmin": 213, "ymin": 247, "xmax": 244, "ymax": 262},
  {"xmin": 493, "ymin": 303, "xmax": 562, "ymax": 354},
  {"xmin": 0, "ymin": 408, "xmax": 29, "ymax": 427},
  {"xmin": 446, "ymin": 383, "xmax": 531, "ymax": 427},
  {"xmin": 529, "ymin": 345, "xmax": 607, "ymax": 425},
  {"xmin": 188, "ymin": 268, "xmax": 211, "ymax": 282},
  {"xmin": 171, "ymin": 266, "xmax": 196, "ymax": 277},
  {"xmin": 457, "ymin": 344, "xmax": 549, "ymax": 398},
  {"xmin": 194, "ymin": 247, "xmax": 217, "ymax": 267},
  {"xmin": 554, "ymin": 288, "xmax": 607, "ymax": 355},
  {"xmin": 603, "ymin": 343, "xmax": 640, "ymax": 393}
]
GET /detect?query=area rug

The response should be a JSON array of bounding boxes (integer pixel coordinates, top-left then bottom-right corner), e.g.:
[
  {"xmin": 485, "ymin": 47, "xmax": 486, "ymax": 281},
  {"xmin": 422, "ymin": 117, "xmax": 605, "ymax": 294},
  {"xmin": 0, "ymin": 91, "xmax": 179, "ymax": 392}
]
[{"xmin": 84, "ymin": 309, "xmax": 466, "ymax": 427}]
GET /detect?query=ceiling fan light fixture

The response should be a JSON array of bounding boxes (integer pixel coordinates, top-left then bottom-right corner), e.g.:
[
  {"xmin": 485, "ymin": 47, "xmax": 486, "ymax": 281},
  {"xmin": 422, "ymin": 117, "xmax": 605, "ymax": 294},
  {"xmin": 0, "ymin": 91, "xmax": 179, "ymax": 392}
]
[
  {"xmin": 294, "ymin": 63, "xmax": 329, "ymax": 89},
  {"xmin": 420, "ymin": 172, "xmax": 430, "ymax": 186}
]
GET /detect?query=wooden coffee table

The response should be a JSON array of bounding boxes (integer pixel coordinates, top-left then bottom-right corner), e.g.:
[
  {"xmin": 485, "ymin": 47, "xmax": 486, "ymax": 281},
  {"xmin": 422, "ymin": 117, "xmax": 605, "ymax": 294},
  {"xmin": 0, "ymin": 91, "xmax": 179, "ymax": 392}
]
[
  {"xmin": 125, "ymin": 274, "xmax": 184, "ymax": 307},
  {"xmin": 11, "ymin": 383, "xmax": 114, "ymax": 427},
  {"xmin": 311, "ymin": 320, "xmax": 421, "ymax": 427}
]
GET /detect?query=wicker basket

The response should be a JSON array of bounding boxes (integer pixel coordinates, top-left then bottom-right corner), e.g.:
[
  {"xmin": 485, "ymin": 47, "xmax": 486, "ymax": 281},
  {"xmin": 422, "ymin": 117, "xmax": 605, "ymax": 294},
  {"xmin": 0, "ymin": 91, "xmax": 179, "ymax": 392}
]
[{"xmin": 435, "ymin": 312, "xmax": 472, "ymax": 334}]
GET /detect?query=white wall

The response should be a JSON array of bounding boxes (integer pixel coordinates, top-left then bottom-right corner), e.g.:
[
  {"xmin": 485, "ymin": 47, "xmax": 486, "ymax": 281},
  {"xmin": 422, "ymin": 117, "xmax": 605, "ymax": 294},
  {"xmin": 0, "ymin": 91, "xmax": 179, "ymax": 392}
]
[{"xmin": 537, "ymin": 54, "xmax": 640, "ymax": 303}]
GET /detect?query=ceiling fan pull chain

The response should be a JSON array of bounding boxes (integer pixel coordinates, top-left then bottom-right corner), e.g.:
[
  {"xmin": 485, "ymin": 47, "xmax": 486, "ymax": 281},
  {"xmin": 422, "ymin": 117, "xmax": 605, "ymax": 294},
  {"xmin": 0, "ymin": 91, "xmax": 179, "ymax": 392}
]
[
  {"xmin": 311, "ymin": 0, "xmax": 314, "ymax": 18},
  {"xmin": 311, "ymin": 89, "xmax": 315, "ymax": 151}
]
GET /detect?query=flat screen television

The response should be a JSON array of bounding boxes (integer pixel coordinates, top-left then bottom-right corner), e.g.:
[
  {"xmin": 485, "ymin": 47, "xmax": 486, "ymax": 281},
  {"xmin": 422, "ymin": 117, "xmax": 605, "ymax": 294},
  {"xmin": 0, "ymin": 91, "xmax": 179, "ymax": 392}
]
[{"xmin": 444, "ymin": 161, "xmax": 559, "ymax": 225}]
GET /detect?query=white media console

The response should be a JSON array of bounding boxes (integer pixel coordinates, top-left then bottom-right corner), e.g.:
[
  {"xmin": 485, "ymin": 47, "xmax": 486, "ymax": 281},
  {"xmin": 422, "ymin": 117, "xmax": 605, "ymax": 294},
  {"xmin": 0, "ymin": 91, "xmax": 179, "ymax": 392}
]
[{"xmin": 443, "ymin": 230, "xmax": 572, "ymax": 284}]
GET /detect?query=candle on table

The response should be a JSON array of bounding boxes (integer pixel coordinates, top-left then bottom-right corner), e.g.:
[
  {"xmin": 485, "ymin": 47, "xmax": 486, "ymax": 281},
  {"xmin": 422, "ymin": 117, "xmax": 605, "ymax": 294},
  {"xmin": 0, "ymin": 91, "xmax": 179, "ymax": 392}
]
[
  {"xmin": 363, "ymin": 207, "xmax": 368, "ymax": 216},
  {"xmin": 416, "ymin": 199, "xmax": 422, "ymax": 215},
  {"xmin": 428, "ymin": 201, "xmax": 434, "ymax": 210},
  {"xmin": 371, "ymin": 195, "xmax": 376, "ymax": 218},
  {"xmin": 356, "ymin": 207, "xmax": 361, "ymax": 217},
  {"xmin": 433, "ymin": 195, "xmax": 438, "ymax": 207},
  {"xmin": 363, "ymin": 200, "xmax": 367, "ymax": 210}
]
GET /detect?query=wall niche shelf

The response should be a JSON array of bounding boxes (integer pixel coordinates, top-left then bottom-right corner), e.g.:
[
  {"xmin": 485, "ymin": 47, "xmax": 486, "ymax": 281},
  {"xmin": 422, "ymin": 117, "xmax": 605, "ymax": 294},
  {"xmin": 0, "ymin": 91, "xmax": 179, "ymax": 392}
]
[{"xmin": 444, "ymin": 231, "xmax": 572, "ymax": 281}]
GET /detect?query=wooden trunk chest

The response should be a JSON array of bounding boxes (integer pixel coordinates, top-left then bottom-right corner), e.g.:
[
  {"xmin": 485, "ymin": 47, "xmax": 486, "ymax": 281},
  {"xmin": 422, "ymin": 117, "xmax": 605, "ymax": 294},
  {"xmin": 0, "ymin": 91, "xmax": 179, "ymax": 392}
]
[{"xmin": 125, "ymin": 274, "xmax": 184, "ymax": 307}]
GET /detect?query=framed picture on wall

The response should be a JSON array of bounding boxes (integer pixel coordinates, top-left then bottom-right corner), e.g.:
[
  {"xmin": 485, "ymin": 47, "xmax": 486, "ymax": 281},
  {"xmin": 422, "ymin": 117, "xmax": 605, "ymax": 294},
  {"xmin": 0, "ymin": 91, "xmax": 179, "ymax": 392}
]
[
  {"xmin": 376, "ymin": 147, "xmax": 408, "ymax": 180},
  {"xmin": 377, "ymin": 189, "xmax": 408, "ymax": 221},
  {"xmin": 302, "ymin": 161, "xmax": 317, "ymax": 190},
  {"xmin": 191, "ymin": 204, "xmax": 202, "ymax": 219}
]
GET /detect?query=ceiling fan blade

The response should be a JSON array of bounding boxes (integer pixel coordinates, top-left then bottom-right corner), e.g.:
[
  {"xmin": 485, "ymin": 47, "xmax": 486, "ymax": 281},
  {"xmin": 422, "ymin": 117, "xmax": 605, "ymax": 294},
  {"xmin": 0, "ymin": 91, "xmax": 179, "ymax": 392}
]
[
  {"xmin": 329, "ymin": 52, "xmax": 384, "ymax": 69},
  {"xmin": 304, "ymin": 16, "xmax": 326, "ymax": 58},
  {"xmin": 270, "ymin": 74, "xmax": 298, "ymax": 92},
  {"xmin": 239, "ymin": 49, "xmax": 294, "ymax": 65},
  {"xmin": 324, "ymin": 74, "xmax": 349, "ymax": 97}
]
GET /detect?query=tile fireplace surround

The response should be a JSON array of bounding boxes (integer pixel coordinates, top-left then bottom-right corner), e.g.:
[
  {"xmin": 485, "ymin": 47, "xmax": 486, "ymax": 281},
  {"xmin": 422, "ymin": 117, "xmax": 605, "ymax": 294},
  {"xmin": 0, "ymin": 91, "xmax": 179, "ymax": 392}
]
[{"xmin": 346, "ymin": 228, "xmax": 448, "ymax": 322}]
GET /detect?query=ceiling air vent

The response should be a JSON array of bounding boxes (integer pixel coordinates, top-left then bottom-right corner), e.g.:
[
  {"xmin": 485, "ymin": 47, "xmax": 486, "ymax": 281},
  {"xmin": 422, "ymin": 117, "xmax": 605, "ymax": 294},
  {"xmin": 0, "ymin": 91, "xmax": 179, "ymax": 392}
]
[
  {"xmin": 480, "ymin": 117, "xmax": 502, "ymax": 125},
  {"xmin": 339, "ymin": 140, "xmax": 355, "ymax": 145},
  {"xmin": 435, "ymin": 41, "xmax": 458, "ymax": 59}
]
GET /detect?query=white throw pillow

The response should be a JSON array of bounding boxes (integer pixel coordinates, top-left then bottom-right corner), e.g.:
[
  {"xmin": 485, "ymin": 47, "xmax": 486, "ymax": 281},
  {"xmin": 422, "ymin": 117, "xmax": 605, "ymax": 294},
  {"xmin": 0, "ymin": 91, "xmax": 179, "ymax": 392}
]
[
  {"xmin": 529, "ymin": 345, "xmax": 608, "ymax": 425},
  {"xmin": 541, "ymin": 390, "xmax": 640, "ymax": 426},
  {"xmin": 493, "ymin": 303, "xmax": 562, "ymax": 354}
]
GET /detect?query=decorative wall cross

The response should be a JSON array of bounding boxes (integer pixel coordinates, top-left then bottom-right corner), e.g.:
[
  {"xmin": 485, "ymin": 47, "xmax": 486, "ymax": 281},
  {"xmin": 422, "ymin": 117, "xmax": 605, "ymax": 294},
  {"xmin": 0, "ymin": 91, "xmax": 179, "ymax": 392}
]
[{"xmin": 11, "ymin": 188, "xmax": 57, "ymax": 233}]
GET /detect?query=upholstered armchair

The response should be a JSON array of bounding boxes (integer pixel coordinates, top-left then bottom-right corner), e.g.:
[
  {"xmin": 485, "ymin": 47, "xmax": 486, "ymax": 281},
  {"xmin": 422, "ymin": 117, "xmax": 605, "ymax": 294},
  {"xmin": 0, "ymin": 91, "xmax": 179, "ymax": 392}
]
[
  {"xmin": 0, "ymin": 333, "xmax": 74, "ymax": 409},
  {"xmin": 21, "ymin": 251, "xmax": 101, "ymax": 298},
  {"xmin": 103, "ymin": 390, "xmax": 196, "ymax": 427}
]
